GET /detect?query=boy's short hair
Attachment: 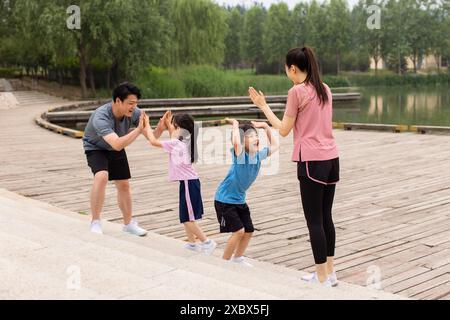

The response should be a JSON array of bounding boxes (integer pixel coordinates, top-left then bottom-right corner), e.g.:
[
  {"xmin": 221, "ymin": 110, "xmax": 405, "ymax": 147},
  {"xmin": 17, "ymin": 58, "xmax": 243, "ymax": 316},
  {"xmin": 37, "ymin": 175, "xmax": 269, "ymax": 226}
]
[{"xmin": 233, "ymin": 122, "xmax": 258, "ymax": 144}]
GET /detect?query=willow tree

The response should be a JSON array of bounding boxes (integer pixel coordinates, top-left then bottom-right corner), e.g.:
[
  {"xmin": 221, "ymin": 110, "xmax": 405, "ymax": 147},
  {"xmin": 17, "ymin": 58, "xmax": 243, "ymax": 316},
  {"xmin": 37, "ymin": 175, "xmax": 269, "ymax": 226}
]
[{"xmin": 170, "ymin": 0, "xmax": 228, "ymax": 66}]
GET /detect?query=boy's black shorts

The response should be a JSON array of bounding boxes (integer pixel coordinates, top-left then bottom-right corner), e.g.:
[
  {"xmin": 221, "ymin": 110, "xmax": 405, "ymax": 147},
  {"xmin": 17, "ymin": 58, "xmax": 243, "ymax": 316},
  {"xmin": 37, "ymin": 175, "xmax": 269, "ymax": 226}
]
[{"xmin": 214, "ymin": 200, "xmax": 254, "ymax": 233}]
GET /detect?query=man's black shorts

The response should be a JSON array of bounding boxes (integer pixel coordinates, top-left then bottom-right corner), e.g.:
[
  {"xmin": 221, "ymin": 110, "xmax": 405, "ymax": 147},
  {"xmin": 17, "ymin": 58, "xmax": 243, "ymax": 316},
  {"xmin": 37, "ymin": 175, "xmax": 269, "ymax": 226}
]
[
  {"xmin": 214, "ymin": 200, "xmax": 254, "ymax": 233},
  {"xmin": 85, "ymin": 149, "xmax": 131, "ymax": 181}
]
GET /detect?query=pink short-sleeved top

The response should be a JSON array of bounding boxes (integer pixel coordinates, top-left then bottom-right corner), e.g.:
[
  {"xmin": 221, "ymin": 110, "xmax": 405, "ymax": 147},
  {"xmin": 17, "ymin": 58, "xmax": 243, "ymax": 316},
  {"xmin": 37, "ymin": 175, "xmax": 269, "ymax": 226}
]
[
  {"xmin": 284, "ymin": 82, "xmax": 339, "ymax": 162},
  {"xmin": 161, "ymin": 139, "xmax": 199, "ymax": 181}
]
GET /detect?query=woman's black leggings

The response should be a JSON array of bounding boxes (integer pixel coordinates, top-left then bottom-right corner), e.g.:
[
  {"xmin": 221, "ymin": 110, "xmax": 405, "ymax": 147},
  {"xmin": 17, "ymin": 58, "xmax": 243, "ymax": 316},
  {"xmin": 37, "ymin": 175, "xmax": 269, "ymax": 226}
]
[{"xmin": 299, "ymin": 176, "xmax": 336, "ymax": 264}]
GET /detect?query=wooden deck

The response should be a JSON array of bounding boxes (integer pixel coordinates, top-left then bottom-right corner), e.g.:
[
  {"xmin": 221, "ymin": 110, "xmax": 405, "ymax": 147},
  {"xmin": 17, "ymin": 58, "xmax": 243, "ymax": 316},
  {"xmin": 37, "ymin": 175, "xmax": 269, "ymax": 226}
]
[{"xmin": 0, "ymin": 91, "xmax": 449, "ymax": 300}]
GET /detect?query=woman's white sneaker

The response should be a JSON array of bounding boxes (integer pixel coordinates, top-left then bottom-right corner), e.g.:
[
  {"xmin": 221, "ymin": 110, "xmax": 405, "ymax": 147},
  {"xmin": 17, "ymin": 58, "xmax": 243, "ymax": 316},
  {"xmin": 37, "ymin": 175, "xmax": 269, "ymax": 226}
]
[
  {"xmin": 301, "ymin": 272, "xmax": 332, "ymax": 288},
  {"xmin": 328, "ymin": 271, "xmax": 338, "ymax": 287},
  {"xmin": 90, "ymin": 220, "xmax": 103, "ymax": 234},
  {"xmin": 302, "ymin": 271, "xmax": 338, "ymax": 287},
  {"xmin": 123, "ymin": 219, "xmax": 147, "ymax": 237}
]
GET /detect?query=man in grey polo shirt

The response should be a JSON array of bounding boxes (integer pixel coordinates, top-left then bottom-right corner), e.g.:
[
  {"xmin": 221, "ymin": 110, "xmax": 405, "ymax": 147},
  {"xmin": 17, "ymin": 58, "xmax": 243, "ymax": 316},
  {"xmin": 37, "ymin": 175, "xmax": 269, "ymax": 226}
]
[{"xmin": 83, "ymin": 82, "xmax": 165, "ymax": 235}]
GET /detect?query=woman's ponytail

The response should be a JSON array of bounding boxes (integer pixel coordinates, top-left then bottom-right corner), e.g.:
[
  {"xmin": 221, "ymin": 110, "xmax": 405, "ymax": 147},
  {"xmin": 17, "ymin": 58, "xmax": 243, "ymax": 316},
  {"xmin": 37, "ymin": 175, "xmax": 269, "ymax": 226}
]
[{"xmin": 286, "ymin": 46, "xmax": 329, "ymax": 105}]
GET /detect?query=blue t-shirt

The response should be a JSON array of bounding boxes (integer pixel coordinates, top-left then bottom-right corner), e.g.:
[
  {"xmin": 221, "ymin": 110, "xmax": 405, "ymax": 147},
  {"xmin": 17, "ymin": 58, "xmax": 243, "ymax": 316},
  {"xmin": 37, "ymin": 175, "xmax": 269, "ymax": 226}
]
[
  {"xmin": 82, "ymin": 102, "xmax": 141, "ymax": 151},
  {"xmin": 215, "ymin": 147, "xmax": 270, "ymax": 204}
]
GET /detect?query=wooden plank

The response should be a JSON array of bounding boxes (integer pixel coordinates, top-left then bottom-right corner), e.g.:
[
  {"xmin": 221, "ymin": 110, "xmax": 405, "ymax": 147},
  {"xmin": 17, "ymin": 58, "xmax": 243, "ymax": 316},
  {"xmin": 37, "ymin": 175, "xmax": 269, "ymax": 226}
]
[{"xmin": 1, "ymin": 92, "xmax": 449, "ymax": 299}]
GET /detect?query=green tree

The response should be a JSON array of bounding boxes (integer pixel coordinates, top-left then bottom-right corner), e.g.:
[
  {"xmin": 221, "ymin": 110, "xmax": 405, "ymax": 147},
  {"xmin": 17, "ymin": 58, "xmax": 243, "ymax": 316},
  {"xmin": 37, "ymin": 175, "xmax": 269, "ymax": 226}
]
[
  {"xmin": 242, "ymin": 4, "xmax": 267, "ymax": 72},
  {"xmin": 352, "ymin": 0, "xmax": 384, "ymax": 74},
  {"xmin": 292, "ymin": 2, "xmax": 309, "ymax": 47},
  {"xmin": 303, "ymin": 1, "xmax": 328, "ymax": 71},
  {"xmin": 404, "ymin": 0, "xmax": 432, "ymax": 73},
  {"xmin": 429, "ymin": 0, "xmax": 450, "ymax": 71},
  {"xmin": 263, "ymin": 2, "xmax": 293, "ymax": 73},
  {"xmin": 169, "ymin": 0, "xmax": 228, "ymax": 66},
  {"xmin": 383, "ymin": 0, "xmax": 411, "ymax": 74},
  {"xmin": 224, "ymin": 7, "xmax": 244, "ymax": 69},
  {"xmin": 326, "ymin": 0, "xmax": 351, "ymax": 74},
  {"xmin": 0, "ymin": 0, "xmax": 20, "ymax": 67}
]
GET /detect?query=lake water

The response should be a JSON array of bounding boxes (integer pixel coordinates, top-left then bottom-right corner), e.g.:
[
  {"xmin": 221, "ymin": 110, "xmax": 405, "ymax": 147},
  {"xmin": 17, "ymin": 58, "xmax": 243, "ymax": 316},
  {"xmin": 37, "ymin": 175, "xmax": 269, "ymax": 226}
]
[
  {"xmin": 332, "ymin": 85, "xmax": 450, "ymax": 126},
  {"xmin": 64, "ymin": 84, "xmax": 450, "ymax": 131}
]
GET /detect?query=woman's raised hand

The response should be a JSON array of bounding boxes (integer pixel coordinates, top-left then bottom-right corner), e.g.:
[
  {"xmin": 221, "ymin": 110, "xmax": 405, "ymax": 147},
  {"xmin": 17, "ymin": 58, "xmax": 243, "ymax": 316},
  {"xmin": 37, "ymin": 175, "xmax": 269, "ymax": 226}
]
[{"xmin": 248, "ymin": 87, "xmax": 267, "ymax": 109}]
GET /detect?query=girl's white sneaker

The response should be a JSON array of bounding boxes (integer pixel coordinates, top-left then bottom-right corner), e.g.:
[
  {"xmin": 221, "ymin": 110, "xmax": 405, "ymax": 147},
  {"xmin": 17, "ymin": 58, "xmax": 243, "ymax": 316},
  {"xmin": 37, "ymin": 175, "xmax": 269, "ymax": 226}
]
[{"xmin": 200, "ymin": 239, "xmax": 217, "ymax": 255}]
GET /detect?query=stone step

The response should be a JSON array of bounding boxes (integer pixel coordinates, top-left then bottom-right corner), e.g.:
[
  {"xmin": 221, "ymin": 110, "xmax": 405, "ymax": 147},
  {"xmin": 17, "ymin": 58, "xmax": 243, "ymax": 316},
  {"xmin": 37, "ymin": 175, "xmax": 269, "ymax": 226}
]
[{"xmin": 0, "ymin": 189, "xmax": 402, "ymax": 299}]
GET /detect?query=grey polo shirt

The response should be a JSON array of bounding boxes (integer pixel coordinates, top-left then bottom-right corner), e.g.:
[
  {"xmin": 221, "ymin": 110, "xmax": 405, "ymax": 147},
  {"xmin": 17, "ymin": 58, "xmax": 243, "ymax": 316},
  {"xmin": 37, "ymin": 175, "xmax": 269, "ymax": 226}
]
[{"xmin": 82, "ymin": 102, "xmax": 141, "ymax": 151}]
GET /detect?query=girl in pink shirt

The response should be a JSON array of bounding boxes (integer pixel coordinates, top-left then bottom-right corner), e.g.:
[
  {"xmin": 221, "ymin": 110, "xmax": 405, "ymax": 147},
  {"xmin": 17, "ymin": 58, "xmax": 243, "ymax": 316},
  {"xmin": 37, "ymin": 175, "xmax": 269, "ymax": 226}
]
[
  {"xmin": 144, "ymin": 111, "xmax": 217, "ymax": 254},
  {"xmin": 249, "ymin": 46, "xmax": 339, "ymax": 288}
]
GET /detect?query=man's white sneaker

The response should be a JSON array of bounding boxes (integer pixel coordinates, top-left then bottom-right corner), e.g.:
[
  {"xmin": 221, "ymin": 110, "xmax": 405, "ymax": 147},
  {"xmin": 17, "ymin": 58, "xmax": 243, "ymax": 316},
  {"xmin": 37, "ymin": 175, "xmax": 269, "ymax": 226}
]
[
  {"xmin": 301, "ymin": 272, "xmax": 332, "ymax": 288},
  {"xmin": 90, "ymin": 220, "xmax": 103, "ymax": 234},
  {"xmin": 123, "ymin": 219, "xmax": 147, "ymax": 237},
  {"xmin": 231, "ymin": 256, "xmax": 253, "ymax": 267},
  {"xmin": 302, "ymin": 271, "xmax": 338, "ymax": 287},
  {"xmin": 200, "ymin": 239, "xmax": 217, "ymax": 255},
  {"xmin": 184, "ymin": 242, "xmax": 201, "ymax": 252}
]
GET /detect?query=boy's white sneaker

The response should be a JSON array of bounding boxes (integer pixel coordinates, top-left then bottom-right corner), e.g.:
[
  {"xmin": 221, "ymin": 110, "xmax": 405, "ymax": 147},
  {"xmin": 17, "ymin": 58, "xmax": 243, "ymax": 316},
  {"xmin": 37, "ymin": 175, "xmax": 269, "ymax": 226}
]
[
  {"xmin": 231, "ymin": 256, "xmax": 253, "ymax": 267},
  {"xmin": 184, "ymin": 242, "xmax": 201, "ymax": 252},
  {"xmin": 123, "ymin": 219, "xmax": 147, "ymax": 237},
  {"xmin": 200, "ymin": 239, "xmax": 217, "ymax": 255},
  {"xmin": 90, "ymin": 220, "xmax": 103, "ymax": 234},
  {"xmin": 302, "ymin": 271, "xmax": 338, "ymax": 287}
]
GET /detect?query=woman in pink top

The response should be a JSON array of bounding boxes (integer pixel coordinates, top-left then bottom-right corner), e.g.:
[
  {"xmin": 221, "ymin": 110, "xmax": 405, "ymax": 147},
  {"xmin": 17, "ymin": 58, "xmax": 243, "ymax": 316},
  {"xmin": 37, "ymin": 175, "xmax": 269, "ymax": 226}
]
[
  {"xmin": 144, "ymin": 111, "xmax": 217, "ymax": 254},
  {"xmin": 249, "ymin": 47, "xmax": 339, "ymax": 287}
]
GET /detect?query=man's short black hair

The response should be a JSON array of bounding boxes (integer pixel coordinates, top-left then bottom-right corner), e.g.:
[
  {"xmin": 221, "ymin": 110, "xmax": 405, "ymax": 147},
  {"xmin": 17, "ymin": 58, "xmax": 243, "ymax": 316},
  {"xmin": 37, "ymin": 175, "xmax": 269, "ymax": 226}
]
[{"xmin": 113, "ymin": 82, "xmax": 141, "ymax": 102}]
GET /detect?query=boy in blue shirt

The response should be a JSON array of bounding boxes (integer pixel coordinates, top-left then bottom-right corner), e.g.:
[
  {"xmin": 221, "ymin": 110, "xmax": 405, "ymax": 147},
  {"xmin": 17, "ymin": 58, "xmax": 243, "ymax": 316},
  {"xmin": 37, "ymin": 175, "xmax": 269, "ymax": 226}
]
[{"xmin": 215, "ymin": 118, "xmax": 279, "ymax": 266}]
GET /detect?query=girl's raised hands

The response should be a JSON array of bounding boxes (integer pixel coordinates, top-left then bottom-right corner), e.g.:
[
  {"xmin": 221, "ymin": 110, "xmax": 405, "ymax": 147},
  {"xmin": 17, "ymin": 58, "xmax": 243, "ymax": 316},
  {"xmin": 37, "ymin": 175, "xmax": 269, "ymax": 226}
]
[
  {"xmin": 251, "ymin": 121, "xmax": 269, "ymax": 129},
  {"xmin": 145, "ymin": 115, "xmax": 151, "ymax": 129},
  {"xmin": 164, "ymin": 110, "xmax": 173, "ymax": 127},
  {"xmin": 225, "ymin": 117, "xmax": 239, "ymax": 126}
]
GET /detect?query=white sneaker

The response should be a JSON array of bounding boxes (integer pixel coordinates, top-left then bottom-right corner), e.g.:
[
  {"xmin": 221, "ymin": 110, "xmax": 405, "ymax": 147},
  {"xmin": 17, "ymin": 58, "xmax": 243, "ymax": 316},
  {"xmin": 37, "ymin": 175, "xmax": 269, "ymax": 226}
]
[
  {"xmin": 329, "ymin": 271, "xmax": 338, "ymax": 287},
  {"xmin": 231, "ymin": 256, "xmax": 253, "ymax": 267},
  {"xmin": 123, "ymin": 219, "xmax": 147, "ymax": 237},
  {"xmin": 184, "ymin": 242, "xmax": 200, "ymax": 252},
  {"xmin": 90, "ymin": 220, "xmax": 103, "ymax": 234},
  {"xmin": 301, "ymin": 272, "xmax": 332, "ymax": 288},
  {"xmin": 200, "ymin": 239, "xmax": 217, "ymax": 255},
  {"xmin": 302, "ymin": 271, "xmax": 338, "ymax": 287}
]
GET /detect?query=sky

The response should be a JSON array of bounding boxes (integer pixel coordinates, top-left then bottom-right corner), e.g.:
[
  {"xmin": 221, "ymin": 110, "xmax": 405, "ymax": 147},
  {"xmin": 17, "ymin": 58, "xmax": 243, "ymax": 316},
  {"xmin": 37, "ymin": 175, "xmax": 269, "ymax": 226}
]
[{"xmin": 213, "ymin": 0, "xmax": 360, "ymax": 9}]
